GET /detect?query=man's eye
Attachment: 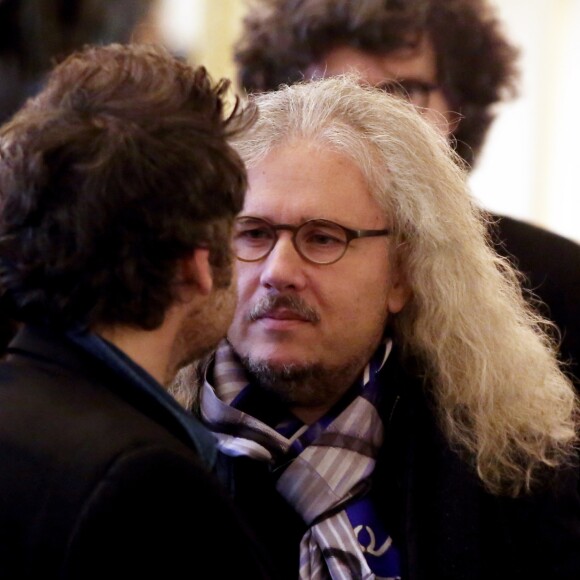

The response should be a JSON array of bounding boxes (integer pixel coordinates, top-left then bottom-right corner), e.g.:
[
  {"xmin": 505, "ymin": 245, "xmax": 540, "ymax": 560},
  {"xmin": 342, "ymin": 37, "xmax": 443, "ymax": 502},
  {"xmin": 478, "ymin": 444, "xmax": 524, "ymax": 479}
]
[
  {"xmin": 237, "ymin": 227, "xmax": 272, "ymax": 241},
  {"xmin": 304, "ymin": 231, "xmax": 343, "ymax": 246},
  {"xmin": 376, "ymin": 79, "xmax": 437, "ymax": 107},
  {"xmin": 400, "ymin": 81, "xmax": 429, "ymax": 97}
]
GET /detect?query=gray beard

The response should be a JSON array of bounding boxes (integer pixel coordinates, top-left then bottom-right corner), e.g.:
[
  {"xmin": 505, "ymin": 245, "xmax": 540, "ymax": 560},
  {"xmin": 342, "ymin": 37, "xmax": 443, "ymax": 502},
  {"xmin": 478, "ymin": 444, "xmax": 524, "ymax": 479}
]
[{"xmin": 239, "ymin": 355, "xmax": 365, "ymax": 409}]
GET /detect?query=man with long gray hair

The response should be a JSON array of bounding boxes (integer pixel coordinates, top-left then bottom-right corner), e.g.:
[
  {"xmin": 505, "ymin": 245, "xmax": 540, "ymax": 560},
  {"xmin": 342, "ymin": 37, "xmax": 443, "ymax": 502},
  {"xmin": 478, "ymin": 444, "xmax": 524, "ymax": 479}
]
[
  {"xmin": 235, "ymin": 0, "xmax": 580, "ymax": 389},
  {"xmin": 178, "ymin": 76, "xmax": 580, "ymax": 579}
]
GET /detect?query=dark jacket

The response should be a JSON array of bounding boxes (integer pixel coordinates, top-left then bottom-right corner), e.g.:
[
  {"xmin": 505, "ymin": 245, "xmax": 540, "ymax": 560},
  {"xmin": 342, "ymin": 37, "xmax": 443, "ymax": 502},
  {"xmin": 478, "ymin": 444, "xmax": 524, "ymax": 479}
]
[
  {"xmin": 225, "ymin": 352, "xmax": 580, "ymax": 580},
  {"xmin": 492, "ymin": 216, "xmax": 580, "ymax": 385},
  {"xmin": 0, "ymin": 326, "xmax": 269, "ymax": 580}
]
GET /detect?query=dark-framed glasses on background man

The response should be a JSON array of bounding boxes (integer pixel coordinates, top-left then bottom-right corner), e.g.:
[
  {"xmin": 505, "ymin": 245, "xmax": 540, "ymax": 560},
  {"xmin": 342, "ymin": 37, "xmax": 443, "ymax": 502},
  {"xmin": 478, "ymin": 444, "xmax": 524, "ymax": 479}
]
[{"xmin": 375, "ymin": 79, "xmax": 440, "ymax": 108}]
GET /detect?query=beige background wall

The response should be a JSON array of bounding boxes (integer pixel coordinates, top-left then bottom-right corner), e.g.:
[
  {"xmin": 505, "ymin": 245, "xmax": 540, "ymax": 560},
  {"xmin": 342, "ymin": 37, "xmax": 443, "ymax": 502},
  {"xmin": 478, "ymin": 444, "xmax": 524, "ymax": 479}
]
[{"xmin": 154, "ymin": 0, "xmax": 243, "ymax": 85}]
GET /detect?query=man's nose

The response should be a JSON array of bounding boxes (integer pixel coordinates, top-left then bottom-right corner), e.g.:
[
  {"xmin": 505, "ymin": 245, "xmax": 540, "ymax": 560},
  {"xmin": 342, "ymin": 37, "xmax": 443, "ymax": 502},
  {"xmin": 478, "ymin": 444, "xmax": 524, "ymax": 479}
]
[{"xmin": 258, "ymin": 232, "xmax": 307, "ymax": 291}]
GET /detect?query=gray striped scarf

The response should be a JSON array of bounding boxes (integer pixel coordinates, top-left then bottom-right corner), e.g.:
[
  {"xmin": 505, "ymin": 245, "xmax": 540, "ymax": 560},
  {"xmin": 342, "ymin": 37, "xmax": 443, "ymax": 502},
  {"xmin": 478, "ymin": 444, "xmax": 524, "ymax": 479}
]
[{"xmin": 200, "ymin": 340, "xmax": 400, "ymax": 579}]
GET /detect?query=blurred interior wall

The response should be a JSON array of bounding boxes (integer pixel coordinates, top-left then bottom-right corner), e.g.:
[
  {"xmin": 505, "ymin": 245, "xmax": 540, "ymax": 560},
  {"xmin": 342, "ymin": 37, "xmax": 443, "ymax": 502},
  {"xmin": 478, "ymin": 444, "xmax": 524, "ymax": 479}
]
[
  {"xmin": 156, "ymin": 0, "xmax": 243, "ymax": 84},
  {"xmin": 470, "ymin": 0, "xmax": 580, "ymax": 243}
]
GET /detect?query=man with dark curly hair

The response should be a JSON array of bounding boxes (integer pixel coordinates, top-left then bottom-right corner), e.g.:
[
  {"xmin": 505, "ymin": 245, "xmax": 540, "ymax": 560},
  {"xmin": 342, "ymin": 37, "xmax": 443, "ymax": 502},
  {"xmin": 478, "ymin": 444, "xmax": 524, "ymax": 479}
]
[
  {"xmin": 0, "ymin": 43, "xmax": 269, "ymax": 578},
  {"xmin": 235, "ymin": 0, "xmax": 580, "ymax": 385}
]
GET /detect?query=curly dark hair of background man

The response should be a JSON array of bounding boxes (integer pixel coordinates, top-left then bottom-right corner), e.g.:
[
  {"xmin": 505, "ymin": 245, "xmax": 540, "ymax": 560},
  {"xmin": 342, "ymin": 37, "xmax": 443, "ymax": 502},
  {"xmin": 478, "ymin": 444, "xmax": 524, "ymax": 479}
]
[
  {"xmin": 0, "ymin": 43, "xmax": 253, "ymax": 331},
  {"xmin": 235, "ymin": 0, "xmax": 519, "ymax": 168}
]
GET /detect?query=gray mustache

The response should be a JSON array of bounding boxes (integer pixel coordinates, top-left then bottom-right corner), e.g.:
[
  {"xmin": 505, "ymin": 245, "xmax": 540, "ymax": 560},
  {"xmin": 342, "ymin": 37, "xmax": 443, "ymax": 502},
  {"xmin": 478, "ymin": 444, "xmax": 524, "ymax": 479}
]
[{"xmin": 248, "ymin": 294, "xmax": 320, "ymax": 323}]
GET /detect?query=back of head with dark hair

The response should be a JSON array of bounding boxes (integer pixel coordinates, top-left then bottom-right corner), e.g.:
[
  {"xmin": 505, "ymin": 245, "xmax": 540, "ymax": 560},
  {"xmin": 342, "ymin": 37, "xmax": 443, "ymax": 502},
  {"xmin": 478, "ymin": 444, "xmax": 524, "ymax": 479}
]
[
  {"xmin": 0, "ymin": 43, "xmax": 253, "ymax": 331},
  {"xmin": 235, "ymin": 0, "xmax": 519, "ymax": 167}
]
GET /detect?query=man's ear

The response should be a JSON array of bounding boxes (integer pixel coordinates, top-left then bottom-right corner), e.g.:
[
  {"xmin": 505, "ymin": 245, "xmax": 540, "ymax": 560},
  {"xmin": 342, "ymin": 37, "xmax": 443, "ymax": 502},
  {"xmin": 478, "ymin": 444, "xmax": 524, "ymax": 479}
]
[
  {"xmin": 387, "ymin": 276, "xmax": 412, "ymax": 314},
  {"xmin": 387, "ymin": 260, "xmax": 412, "ymax": 315},
  {"xmin": 178, "ymin": 248, "xmax": 213, "ymax": 300}
]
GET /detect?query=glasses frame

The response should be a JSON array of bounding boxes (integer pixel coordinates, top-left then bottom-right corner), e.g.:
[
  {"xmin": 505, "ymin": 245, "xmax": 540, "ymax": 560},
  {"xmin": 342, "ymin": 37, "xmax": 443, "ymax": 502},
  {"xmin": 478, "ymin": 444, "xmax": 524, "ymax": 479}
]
[
  {"xmin": 233, "ymin": 216, "xmax": 391, "ymax": 265},
  {"xmin": 375, "ymin": 79, "xmax": 440, "ymax": 108}
]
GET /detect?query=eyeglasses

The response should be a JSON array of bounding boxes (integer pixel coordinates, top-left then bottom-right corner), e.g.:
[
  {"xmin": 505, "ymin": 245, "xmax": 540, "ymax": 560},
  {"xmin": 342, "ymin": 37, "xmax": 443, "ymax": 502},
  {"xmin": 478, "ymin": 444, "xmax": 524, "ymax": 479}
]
[
  {"xmin": 233, "ymin": 216, "xmax": 391, "ymax": 265},
  {"xmin": 375, "ymin": 79, "xmax": 440, "ymax": 108}
]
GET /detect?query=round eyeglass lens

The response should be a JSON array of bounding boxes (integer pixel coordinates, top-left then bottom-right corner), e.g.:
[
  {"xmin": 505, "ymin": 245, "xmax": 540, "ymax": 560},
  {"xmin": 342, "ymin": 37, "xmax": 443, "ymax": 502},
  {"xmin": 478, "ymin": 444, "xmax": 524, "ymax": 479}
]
[
  {"xmin": 233, "ymin": 218, "xmax": 275, "ymax": 261},
  {"xmin": 296, "ymin": 220, "xmax": 348, "ymax": 264}
]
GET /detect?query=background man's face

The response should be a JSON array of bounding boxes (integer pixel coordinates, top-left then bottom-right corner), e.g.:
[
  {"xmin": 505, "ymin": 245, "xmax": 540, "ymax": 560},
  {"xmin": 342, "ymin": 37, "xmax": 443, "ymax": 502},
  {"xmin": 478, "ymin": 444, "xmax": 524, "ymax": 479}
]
[
  {"xmin": 227, "ymin": 141, "xmax": 408, "ymax": 387},
  {"xmin": 306, "ymin": 37, "xmax": 456, "ymax": 136}
]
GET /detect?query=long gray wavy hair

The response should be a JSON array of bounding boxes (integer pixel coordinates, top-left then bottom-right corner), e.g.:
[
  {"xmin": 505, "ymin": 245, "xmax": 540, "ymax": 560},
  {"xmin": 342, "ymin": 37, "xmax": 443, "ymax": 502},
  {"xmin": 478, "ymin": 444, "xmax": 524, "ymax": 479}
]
[{"xmin": 220, "ymin": 75, "xmax": 577, "ymax": 496}]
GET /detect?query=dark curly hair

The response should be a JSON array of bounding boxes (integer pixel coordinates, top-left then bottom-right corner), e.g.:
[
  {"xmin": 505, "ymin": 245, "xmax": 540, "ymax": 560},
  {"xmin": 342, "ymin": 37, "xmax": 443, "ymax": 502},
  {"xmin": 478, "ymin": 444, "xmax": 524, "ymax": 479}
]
[
  {"xmin": 0, "ymin": 43, "xmax": 253, "ymax": 331},
  {"xmin": 235, "ymin": 0, "xmax": 519, "ymax": 167}
]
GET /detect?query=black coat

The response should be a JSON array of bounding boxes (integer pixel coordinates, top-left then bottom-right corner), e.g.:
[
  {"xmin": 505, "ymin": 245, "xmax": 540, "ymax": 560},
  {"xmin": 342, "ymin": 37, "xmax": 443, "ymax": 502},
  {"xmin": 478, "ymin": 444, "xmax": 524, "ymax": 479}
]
[
  {"xmin": 226, "ymin": 353, "xmax": 580, "ymax": 580},
  {"xmin": 0, "ymin": 326, "xmax": 270, "ymax": 579},
  {"xmin": 492, "ymin": 216, "xmax": 580, "ymax": 385}
]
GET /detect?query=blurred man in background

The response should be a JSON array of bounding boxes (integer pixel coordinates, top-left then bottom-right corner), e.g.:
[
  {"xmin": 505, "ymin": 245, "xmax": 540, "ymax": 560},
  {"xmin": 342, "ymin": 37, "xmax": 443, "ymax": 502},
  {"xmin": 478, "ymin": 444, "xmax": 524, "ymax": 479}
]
[{"xmin": 0, "ymin": 0, "xmax": 154, "ymax": 123}]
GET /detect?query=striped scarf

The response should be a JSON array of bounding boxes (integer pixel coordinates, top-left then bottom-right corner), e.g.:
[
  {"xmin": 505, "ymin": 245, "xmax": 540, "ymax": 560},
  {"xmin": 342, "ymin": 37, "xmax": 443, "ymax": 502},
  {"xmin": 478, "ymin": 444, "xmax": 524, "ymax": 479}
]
[{"xmin": 200, "ymin": 340, "xmax": 402, "ymax": 580}]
